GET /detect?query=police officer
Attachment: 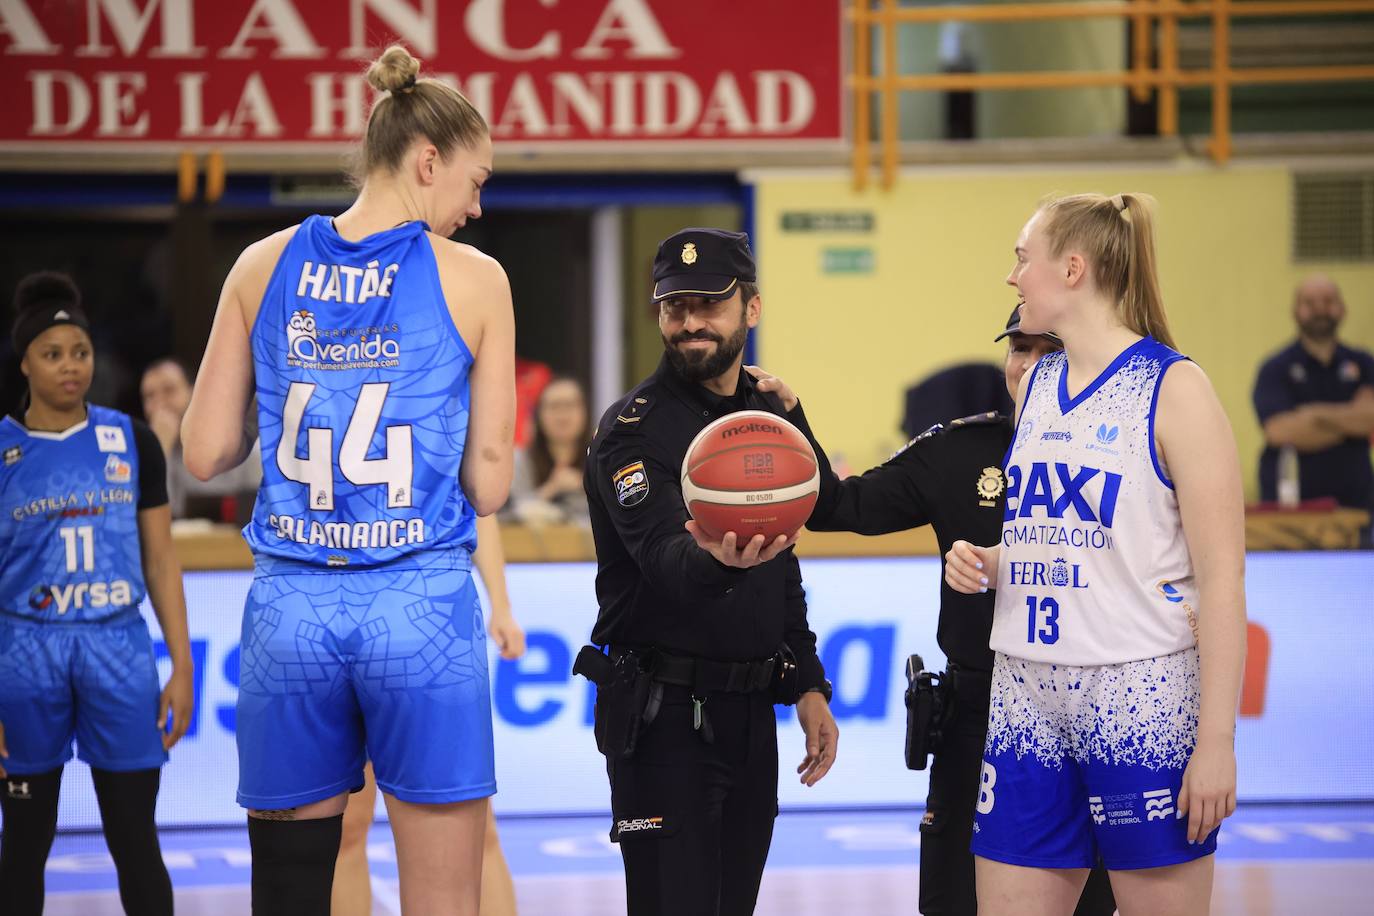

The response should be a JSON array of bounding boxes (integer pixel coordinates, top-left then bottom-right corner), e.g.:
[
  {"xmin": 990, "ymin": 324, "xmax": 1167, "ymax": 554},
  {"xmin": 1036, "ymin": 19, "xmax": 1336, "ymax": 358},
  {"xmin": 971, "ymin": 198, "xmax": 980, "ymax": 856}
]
[
  {"xmin": 753, "ymin": 307, "xmax": 1115, "ymax": 916},
  {"xmin": 579, "ymin": 228, "xmax": 838, "ymax": 916}
]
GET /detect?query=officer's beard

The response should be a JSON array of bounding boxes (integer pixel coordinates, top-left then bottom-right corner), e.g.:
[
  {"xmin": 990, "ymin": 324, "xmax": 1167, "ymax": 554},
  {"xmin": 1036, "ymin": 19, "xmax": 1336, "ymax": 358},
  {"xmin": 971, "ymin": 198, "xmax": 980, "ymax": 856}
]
[{"xmin": 663, "ymin": 321, "xmax": 748, "ymax": 383}]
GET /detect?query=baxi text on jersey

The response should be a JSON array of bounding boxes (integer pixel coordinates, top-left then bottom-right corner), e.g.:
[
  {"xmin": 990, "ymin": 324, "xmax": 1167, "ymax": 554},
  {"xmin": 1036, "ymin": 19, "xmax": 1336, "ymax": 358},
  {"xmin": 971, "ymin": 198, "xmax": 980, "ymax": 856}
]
[
  {"xmin": 297, "ymin": 259, "xmax": 399, "ymax": 305},
  {"xmin": 267, "ymin": 514, "xmax": 427, "ymax": 550},
  {"xmin": 1003, "ymin": 461, "xmax": 1123, "ymax": 526}
]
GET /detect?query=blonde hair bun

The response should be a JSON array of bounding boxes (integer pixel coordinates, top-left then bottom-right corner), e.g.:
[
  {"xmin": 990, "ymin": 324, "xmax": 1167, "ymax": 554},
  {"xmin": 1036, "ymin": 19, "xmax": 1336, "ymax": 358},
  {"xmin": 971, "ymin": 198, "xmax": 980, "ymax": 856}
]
[{"xmin": 366, "ymin": 45, "xmax": 421, "ymax": 94}]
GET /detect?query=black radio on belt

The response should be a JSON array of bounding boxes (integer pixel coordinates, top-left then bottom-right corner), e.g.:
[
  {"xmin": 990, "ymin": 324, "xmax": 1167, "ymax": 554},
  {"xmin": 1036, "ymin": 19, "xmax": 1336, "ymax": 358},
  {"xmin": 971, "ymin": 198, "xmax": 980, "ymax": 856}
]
[{"xmin": 904, "ymin": 654, "xmax": 948, "ymax": 771}]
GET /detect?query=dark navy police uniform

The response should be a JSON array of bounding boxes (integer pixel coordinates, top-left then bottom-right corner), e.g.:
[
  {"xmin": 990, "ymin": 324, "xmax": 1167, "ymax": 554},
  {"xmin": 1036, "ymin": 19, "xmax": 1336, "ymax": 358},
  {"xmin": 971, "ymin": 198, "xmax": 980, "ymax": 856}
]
[{"xmin": 582, "ymin": 229, "xmax": 829, "ymax": 916}]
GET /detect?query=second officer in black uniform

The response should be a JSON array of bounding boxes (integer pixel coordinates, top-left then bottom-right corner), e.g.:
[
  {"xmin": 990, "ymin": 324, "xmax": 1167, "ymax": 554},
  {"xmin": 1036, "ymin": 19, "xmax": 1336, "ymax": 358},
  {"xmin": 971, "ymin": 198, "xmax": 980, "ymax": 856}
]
[
  {"xmin": 755, "ymin": 307, "xmax": 1116, "ymax": 916},
  {"xmin": 579, "ymin": 228, "xmax": 839, "ymax": 916}
]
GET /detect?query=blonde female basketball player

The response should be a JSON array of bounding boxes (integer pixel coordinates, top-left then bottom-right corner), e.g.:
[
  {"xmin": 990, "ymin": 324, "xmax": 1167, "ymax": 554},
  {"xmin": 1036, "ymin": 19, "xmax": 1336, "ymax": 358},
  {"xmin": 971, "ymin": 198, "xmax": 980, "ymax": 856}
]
[
  {"xmin": 182, "ymin": 44, "xmax": 515, "ymax": 916},
  {"xmin": 945, "ymin": 193, "xmax": 1246, "ymax": 916}
]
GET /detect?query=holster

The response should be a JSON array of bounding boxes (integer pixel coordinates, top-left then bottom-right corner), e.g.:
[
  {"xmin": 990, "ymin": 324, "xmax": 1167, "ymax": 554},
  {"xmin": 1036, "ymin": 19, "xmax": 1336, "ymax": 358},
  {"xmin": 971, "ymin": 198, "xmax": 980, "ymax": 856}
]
[
  {"xmin": 575, "ymin": 645, "xmax": 662, "ymax": 759},
  {"xmin": 904, "ymin": 654, "xmax": 951, "ymax": 771}
]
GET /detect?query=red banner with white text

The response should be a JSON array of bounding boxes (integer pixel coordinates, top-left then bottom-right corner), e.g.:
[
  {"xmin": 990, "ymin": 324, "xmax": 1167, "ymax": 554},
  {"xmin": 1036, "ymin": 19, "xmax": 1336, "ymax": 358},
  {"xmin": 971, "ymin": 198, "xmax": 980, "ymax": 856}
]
[{"xmin": 0, "ymin": 0, "xmax": 844, "ymax": 151}]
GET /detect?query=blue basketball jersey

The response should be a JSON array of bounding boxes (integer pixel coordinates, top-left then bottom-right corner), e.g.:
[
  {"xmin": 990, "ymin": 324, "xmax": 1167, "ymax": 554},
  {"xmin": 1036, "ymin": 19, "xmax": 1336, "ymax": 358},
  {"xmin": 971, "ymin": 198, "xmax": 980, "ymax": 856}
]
[
  {"xmin": 0, "ymin": 406, "xmax": 147, "ymax": 622},
  {"xmin": 246, "ymin": 215, "xmax": 477, "ymax": 568}
]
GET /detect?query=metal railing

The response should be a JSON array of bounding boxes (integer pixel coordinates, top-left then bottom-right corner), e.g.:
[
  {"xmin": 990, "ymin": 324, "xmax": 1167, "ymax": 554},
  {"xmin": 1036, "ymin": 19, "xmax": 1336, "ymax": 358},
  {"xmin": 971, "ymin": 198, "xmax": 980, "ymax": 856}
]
[{"xmin": 850, "ymin": 0, "xmax": 1374, "ymax": 188}]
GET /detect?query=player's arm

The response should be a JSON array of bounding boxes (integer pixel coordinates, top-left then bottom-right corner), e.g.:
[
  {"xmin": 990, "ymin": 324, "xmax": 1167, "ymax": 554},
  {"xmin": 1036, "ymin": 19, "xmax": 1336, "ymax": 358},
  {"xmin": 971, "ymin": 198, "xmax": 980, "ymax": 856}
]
[
  {"xmin": 131, "ymin": 422, "xmax": 194, "ymax": 750},
  {"xmin": 474, "ymin": 513, "xmax": 524, "ymax": 660},
  {"xmin": 1156, "ymin": 360, "xmax": 1246, "ymax": 843},
  {"xmin": 435, "ymin": 240, "xmax": 516, "ymax": 517},
  {"xmin": 183, "ymin": 230, "xmax": 292, "ymax": 480}
]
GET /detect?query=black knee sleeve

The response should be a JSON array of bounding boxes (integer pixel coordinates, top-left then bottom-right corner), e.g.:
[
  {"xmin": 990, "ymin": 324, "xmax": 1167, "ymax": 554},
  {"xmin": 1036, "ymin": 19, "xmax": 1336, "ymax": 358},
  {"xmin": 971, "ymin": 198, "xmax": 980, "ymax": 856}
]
[
  {"xmin": 0, "ymin": 766, "xmax": 64, "ymax": 916},
  {"xmin": 247, "ymin": 814, "xmax": 344, "ymax": 916},
  {"xmin": 91, "ymin": 767, "xmax": 173, "ymax": 916}
]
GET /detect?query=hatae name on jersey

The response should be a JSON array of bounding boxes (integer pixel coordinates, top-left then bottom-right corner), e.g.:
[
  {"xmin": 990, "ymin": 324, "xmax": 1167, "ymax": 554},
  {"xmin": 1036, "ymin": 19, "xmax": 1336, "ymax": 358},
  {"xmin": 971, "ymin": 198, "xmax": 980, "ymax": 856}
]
[{"xmin": 296, "ymin": 259, "xmax": 400, "ymax": 305}]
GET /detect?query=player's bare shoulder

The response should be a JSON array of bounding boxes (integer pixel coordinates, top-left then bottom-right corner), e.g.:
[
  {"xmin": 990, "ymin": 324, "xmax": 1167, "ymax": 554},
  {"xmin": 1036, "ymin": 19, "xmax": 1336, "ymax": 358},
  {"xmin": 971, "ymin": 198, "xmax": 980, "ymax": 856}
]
[
  {"xmin": 426, "ymin": 234, "xmax": 510, "ymax": 303},
  {"xmin": 237, "ymin": 225, "xmax": 298, "ymax": 279},
  {"xmin": 426, "ymin": 233, "xmax": 513, "ymax": 347},
  {"xmin": 1156, "ymin": 359, "xmax": 1218, "ymax": 419},
  {"xmin": 225, "ymin": 224, "xmax": 300, "ymax": 328}
]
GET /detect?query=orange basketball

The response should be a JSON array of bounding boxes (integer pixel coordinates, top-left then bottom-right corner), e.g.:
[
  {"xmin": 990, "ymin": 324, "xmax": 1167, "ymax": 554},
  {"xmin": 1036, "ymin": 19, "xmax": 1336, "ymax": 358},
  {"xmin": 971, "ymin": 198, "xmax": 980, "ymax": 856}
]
[{"xmin": 681, "ymin": 410, "xmax": 820, "ymax": 543}]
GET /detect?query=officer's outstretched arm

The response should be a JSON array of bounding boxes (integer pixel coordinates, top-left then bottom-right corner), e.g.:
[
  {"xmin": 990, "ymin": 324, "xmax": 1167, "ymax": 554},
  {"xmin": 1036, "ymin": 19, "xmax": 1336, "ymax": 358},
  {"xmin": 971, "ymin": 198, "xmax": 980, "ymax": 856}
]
[
  {"xmin": 593, "ymin": 439, "xmax": 749, "ymax": 604},
  {"xmin": 746, "ymin": 366, "xmax": 934, "ymax": 535}
]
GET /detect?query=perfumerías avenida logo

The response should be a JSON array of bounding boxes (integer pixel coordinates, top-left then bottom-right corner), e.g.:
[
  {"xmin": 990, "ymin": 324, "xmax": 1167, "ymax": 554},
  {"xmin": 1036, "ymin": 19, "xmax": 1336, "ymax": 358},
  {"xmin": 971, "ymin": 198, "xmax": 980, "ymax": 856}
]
[
  {"xmin": 1095, "ymin": 424, "xmax": 1119, "ymax": 445},
  {"xmin": 286, "ymin": 309, "xmax": 401, "ymax": 370}
]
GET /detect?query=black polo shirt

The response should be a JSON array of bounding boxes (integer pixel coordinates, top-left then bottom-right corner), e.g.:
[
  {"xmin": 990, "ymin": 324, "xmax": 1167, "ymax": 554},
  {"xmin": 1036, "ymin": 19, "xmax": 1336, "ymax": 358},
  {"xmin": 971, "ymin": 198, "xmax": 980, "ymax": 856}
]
[
  {"xmin": 1252, "ymin": 340, "xmax": 1374, "ymax": 511},
  {"xmin": 800, "ymin": 412, "xmax": 1012, "ymax": 674},
  {"xmin": 583, "ymin": 356, "xmax": 826, "ymax": 691}
]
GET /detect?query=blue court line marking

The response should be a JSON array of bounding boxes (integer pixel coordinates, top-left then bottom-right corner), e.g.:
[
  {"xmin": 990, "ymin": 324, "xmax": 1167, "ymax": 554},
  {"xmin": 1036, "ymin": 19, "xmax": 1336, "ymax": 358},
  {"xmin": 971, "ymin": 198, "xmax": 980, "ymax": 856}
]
[{"xmin": 44, "ymin": 805, "xmax": 1374, "ymax": 893}]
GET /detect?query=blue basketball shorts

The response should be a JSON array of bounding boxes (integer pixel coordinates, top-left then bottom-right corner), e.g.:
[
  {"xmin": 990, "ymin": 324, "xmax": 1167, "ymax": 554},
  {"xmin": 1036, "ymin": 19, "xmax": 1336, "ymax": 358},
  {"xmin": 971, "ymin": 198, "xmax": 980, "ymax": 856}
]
[
  {"xmin": 235, "ymin": 549, "xmax": 495, "ymax": 810},
  {"xmin": 0, "ymin": 609, "xmax": 167, "ymax": 774},
  {"xmin": 971, "ymin": 648, "xmax": 1217, "ymax": 871}
]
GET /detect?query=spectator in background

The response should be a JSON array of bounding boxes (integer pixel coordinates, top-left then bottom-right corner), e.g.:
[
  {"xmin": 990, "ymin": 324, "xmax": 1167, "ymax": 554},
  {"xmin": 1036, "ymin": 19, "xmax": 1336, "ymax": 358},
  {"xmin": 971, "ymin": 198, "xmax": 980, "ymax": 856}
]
[
  {"xmin": 1252, "ymin": 275, "xmax": 1374, "ymax": 519},
  {"xmin": 140, "ymin": 357, "xmax": 261, "ymax": 522},
  {"xmin": 505, "ymin": 376, "xmax": 592, "ymax": 527}
]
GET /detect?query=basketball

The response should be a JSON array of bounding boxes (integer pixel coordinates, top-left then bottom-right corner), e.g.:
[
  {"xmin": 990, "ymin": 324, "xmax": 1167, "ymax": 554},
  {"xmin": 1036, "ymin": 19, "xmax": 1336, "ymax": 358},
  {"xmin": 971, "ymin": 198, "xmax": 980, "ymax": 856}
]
[{"xmin": 681, "ymin": 409, "xmax": 820, "ymax": 543}]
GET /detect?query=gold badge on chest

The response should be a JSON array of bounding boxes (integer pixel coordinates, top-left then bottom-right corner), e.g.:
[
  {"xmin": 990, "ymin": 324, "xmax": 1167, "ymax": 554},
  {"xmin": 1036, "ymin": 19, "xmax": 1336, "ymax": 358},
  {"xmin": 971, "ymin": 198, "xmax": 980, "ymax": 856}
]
[{"xmin": 976, "ymin": 467, "xmax": 1005, "ymax": 507}]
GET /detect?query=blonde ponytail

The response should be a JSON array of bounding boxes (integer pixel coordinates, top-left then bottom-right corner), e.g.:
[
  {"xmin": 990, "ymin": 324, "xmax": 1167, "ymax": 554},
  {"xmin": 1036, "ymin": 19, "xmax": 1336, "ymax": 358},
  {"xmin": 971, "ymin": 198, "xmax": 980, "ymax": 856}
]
[{"xmin": 1040, "ymin": 192, "xmax": 1177, "ymax": 350}]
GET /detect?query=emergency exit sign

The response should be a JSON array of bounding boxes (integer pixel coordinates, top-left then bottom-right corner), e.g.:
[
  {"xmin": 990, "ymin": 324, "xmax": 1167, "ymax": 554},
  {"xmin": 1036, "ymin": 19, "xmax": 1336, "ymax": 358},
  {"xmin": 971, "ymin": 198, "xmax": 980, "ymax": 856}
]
[
  {"xmin": 782, "ymin": 212, "xmax": 875, "ymax": 232},
  {"xmin": 821, "ymin": 247, "xmax": 875, "ymax": 274}
]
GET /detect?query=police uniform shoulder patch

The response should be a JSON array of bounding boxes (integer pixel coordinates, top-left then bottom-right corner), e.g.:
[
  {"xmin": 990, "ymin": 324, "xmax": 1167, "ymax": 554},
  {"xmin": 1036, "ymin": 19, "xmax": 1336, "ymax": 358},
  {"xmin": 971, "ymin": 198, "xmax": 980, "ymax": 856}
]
[
  {"xmin": 614, "ymin": 393, "xmax": 655, "ymax": 428},
  {"xmin": 891, "ymin": 423, "xmax": 943, "ymax": 459},
  {"xmin": 613, "ymin": 460, "xmax": 650, "ymax": 507},
  {"xmin": 948, "ymin": 411, "xmax": 1005, "ymax": 430}
]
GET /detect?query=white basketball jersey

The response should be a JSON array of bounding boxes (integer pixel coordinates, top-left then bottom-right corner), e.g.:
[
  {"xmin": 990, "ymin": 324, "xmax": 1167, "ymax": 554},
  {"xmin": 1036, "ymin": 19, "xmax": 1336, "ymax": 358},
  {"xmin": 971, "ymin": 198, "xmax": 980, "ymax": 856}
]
[{"xmin": 991, "ymin": 336, "xmax": 1197, "ymax": 666}]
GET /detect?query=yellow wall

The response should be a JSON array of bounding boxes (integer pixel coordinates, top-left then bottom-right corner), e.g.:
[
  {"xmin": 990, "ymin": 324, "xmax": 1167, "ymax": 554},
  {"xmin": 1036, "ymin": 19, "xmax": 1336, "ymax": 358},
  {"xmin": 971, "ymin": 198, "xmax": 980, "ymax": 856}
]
[{"xmin": 752, "ymin": 163, "xmax": 1374, "ymax": 500}]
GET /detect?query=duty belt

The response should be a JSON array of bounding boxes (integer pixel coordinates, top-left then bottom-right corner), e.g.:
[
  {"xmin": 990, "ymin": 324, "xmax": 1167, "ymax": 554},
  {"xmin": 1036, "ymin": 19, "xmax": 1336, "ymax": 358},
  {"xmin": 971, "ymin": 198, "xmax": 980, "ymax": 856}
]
[{"xmin": 611, "ymin": 647, "xmax": 776, "ymax": 695}]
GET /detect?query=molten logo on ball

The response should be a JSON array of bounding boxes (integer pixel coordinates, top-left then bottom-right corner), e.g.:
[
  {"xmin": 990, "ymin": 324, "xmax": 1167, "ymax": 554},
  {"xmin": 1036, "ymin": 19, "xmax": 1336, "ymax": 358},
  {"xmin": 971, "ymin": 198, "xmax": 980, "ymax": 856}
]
[
  {"xmin": 722, "ymin": 420, "xmax": 783, "ymax": 439},
  {"xmin": 681, "ymin": 410, "xmax": 820, "ymax": 542}
]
